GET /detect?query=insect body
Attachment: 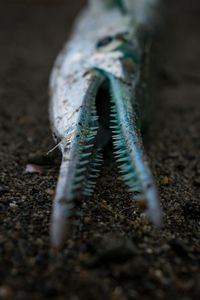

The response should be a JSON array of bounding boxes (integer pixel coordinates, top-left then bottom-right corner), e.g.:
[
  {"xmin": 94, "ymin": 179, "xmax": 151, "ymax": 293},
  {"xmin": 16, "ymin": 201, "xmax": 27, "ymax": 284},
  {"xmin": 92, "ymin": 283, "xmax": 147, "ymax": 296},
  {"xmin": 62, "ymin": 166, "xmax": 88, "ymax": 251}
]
[{"xmin": 49, "ymin": 0, "xmax": 161, "ymax": 247}]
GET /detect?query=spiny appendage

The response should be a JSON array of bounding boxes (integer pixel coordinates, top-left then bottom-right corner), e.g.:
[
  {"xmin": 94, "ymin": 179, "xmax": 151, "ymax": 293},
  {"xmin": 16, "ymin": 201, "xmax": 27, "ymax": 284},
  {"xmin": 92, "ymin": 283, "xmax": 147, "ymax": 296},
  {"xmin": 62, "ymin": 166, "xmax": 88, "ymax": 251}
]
[
  {"xmin": 82, "ymin": 150, "xmax": 103, "ymax": 196},
  {"xmin": 72, "ymin": 102, "xmax": 103, "ymax": 198},
  {"xmin": 110, "ymin": 104, "xmax": 142, "ymax": 193},
  {"xmin": 50, "ymin": 73, "xmax": 104, "ymax": 247},
  {"xmin": 109, "ymin": 74, "xmax": 162, "ymax": 225}
]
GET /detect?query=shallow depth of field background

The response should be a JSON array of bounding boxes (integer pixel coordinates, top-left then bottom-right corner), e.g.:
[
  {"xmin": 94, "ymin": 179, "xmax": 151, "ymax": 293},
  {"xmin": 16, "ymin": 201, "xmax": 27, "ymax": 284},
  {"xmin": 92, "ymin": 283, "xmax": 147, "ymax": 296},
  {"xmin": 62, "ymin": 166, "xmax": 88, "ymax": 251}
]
[{"xmin": 0, "ymin": 1, "xmax": 199, "ymax": 299}]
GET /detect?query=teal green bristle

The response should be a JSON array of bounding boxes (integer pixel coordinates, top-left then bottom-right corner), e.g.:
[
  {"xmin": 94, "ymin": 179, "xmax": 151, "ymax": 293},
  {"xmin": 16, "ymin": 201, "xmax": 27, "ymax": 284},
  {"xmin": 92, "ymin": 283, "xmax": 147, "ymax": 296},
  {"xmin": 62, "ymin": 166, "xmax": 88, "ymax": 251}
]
[
  {"xmin": 83, "ymin": 144, "xmax": 93, "ymax": 150},
  {"xmin": 110, "ymin": 125, "xmax": 119, "ymax": 129},
  {"xmin": 72, "ymin": 184, "xmax": 81, "ymax": 191},
  {"xmin": 92, "ymin": 162, "xmax": 101, "ymax": 167},
  {"xmin": 116, "ymin": 157, "xmax": 130, "ymax": 162},
  {"xmin": 116, "ymin": 149, "xmax": 128, "ymax": 155},
  {"xmin": 109, "ymin": 93, "xmax": 144, "ymax": 199},
  {"xmin": 68, "ymin": 80, "xmax": 104, "ymax": 198},
  {"xmin": 81, "ymin": 150, "xmax": 103, "ymax": 196},
  {"xmin": 85, "ymin": 136, "xmax": 94, "ymax": 142},
  {"xmin": 90, "ymin": 126, "xmax": 98, "ymax": 130},
  {"xmin": 122, "ymin": 173, "xmax": 136, "ymax": 181},
  {"xmin": 76, "ymin": 167, "xmax": 87, "ymax": 174},
  {"xmin": 80, "ymin": 153, "xmax": 91, "ymax": 158},
  {"xmin": 128, "ymin": 186, "xmax": 142, "ymax": 193},
  {"xmin": 84, "ymin": 188, "xmax": 93, "ymax": 193},
  {"xmin": 112, "ymin": 130, "xmax": 121, "ymax": 134},
  {"xmin": 75, "ymin": 175, "xmax": 85, "ymax": 183},
  {"xmin": 88, "ymin": 174, "xmax": 98, "ymax": 179},
  {"xmin": 122, "ymin": 165, "xmax": 133, "ymax": 172},
  {"xmin": 110, "ymin": 113, "xmax": 117, "ymax": 117},
  {"xmin": 79, "ymin": 160, "xmax": 89, "ymax": 166}
]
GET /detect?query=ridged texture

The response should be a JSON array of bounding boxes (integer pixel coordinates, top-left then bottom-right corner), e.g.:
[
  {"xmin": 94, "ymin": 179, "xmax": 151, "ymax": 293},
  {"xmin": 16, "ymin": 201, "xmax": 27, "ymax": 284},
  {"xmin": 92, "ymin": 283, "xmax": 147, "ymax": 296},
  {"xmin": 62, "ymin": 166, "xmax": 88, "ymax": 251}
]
[
  {"xmin": 108, "ymin": 73, "xmax": 161, "ymax": 225},
  {"xmin": 50, "ymin": 0, "xmax": 161, "ymax": 247},
  {"xmin": 50, "ymin": 72, "xmax": 105, "ymax": 247}
]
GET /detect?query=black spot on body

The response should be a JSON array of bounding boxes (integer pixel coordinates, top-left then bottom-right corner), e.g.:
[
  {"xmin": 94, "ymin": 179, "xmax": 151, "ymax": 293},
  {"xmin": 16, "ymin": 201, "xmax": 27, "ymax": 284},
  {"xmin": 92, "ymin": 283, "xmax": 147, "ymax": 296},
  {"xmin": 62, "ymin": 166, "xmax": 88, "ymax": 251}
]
[{"xmin": 96, "ymin": 36, "xmax": 113, "ymax": 48}]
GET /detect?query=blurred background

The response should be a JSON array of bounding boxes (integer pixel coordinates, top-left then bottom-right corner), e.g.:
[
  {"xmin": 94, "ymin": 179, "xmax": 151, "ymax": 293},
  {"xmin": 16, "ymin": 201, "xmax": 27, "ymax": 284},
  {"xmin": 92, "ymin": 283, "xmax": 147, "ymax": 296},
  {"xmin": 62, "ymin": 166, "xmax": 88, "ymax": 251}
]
[{"xmin": 0, "ymin": 1, "xmax": 199, "ymax": 300}]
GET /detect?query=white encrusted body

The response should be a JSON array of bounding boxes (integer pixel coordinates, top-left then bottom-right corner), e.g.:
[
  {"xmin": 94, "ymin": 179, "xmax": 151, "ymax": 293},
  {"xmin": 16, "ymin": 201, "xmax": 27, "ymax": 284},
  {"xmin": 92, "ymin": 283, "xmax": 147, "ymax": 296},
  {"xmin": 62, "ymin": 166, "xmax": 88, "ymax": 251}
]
[
  {"xmin": 49, "ymin": 4, "xmax": 137, "ymax": 150},
  {"xmin": 49, "ymin": 0, "xmax": 161, "ymax": 247}
]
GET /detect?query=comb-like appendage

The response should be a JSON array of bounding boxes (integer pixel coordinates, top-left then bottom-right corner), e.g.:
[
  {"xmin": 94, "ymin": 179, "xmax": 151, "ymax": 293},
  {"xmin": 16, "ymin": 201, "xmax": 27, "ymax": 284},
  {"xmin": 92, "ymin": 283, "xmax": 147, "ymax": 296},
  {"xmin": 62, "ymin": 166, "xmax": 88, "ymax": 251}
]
[
  {"xmin": 49, "ymin": 0, "xmax": 162, "ymax": 248},
  {"xmin": 50, "ymin": 72, "xmax": 105, "ymax": 247},
  {"xmin": 108, "ymin": 73, "xmax": 161, "ymax": 225}
]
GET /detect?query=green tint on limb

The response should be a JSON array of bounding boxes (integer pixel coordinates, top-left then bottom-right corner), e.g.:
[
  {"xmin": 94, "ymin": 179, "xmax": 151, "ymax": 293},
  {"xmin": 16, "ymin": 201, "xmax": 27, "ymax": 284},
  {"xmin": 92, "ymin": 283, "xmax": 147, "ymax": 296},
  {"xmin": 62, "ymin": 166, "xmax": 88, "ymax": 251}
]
[{"xmin": 50, "ymin": 0, "xmax": 161, "ymax": 247}]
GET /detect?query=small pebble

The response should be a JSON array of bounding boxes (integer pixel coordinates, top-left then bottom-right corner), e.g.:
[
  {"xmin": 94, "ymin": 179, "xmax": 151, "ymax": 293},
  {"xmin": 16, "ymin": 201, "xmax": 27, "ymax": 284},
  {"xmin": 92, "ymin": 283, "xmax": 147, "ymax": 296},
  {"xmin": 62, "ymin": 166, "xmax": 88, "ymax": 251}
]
[
  {"xmin": 146, "ymin": 248, "xmax": 153, "ymax": 254},
  {"xmin": 111, "ymin": 287, "xmax": 126, "ymax": 300},
  {"xmin": 9, "ymin": 202, "xmax": 18, "ymax": 211},
  {"xmin": 0, "ymin": 286, "xmax": 13, "ymax": 298},
  {"xmin": 25, "ymin": 164, "xmax": 43, "ymax": 174},
  {"xmin": 84, "ymin": 216, "xmax": 91, "ymax": 224},
  {"xmin": 154, "ymin": 269, "xmax": 163, "ymax": 279},
  {"xmin": 136, "ymin": 199, "xmax": 147, "ymax": 210},
  {"xmin": 45, "ymin": 188, "xmax": 54, "ymax": 196},
  {"xmin": 160, "ymin": 176, "xmax": 172, "ymax": 186}
]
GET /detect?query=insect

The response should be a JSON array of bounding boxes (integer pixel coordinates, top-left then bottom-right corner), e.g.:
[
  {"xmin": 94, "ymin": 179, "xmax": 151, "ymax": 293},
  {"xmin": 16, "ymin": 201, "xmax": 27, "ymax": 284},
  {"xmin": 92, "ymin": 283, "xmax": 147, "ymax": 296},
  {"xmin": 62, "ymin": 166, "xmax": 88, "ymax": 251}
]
[{"xmin": 49, "ymin": 0, "xmax": 162, "ymax": 248}]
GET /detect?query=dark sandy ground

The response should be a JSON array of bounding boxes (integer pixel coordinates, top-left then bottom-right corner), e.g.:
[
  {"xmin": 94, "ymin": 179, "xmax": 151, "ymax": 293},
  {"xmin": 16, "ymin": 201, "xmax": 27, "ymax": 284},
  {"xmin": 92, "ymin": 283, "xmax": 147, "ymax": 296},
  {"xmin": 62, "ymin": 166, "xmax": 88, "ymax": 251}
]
[{"xmin": 0, "ymin": 0, "xmax": 200, "ymax": 299}]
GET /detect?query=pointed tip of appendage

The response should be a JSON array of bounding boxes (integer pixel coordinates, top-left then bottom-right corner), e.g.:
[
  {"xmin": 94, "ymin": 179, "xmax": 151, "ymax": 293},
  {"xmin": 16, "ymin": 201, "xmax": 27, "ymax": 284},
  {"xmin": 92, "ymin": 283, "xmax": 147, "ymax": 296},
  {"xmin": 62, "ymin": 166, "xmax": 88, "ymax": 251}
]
[
  {"xmin": 50, "ymin": 198, "xmax": 74, "ymax": 249},
  {"xmin": 143, "ymin": 185, "xmax": 163, "ymax": 227},
  {"xmin": 50, "ymin": 218, "xmax": 73, "ymax": 250},
  {"xmin": 50, "ymin": 218, "xmax": 66, "ymax": 249},
  {"xmin": 148, "ymin": 203, "xmax": 163, "ymax": 227}
]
